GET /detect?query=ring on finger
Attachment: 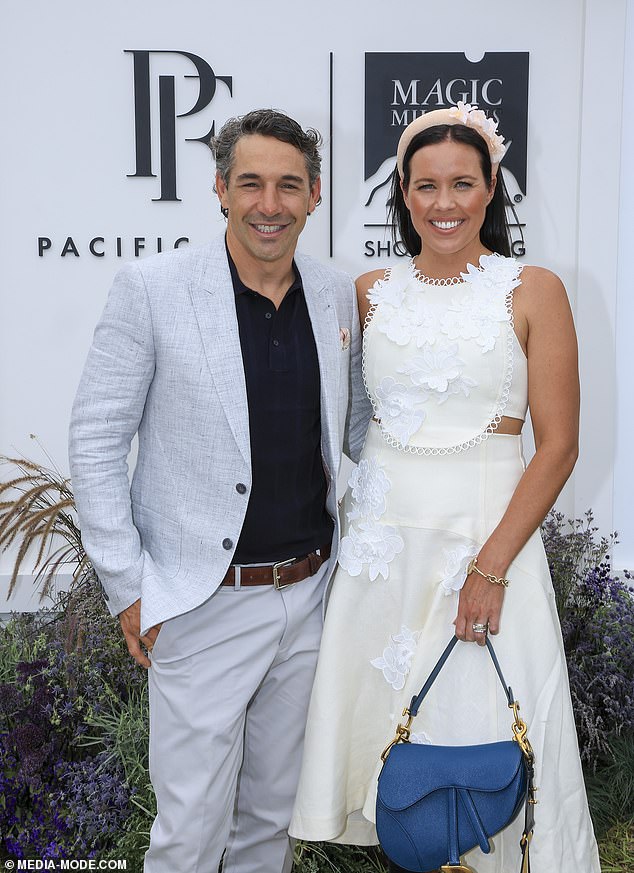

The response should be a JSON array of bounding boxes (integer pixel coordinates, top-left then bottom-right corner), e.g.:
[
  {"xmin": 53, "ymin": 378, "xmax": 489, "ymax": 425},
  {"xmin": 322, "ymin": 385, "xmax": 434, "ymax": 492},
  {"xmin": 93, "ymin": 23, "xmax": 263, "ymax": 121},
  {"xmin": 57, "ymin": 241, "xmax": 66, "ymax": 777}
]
[{"xmin": 472, "ymin": 622, "xmax": 489, "ymax": 634}]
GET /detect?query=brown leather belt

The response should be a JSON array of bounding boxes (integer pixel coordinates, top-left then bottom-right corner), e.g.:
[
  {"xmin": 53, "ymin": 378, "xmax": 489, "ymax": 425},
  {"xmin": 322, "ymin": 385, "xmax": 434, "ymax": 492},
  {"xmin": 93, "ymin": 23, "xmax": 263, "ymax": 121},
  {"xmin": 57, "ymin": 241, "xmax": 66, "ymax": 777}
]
[{"xmin": 221, "ymin": 543, "xmax": 332, "ymax": 590}]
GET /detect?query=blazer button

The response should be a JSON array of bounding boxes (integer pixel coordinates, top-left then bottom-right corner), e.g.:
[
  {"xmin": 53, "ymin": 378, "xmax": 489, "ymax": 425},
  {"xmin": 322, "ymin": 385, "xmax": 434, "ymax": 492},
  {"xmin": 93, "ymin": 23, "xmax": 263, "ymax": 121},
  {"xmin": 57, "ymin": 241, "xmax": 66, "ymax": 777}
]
[
  {"xmin": 222, "ymin": 538, "xmax": 233, "ymax": 550},
  {"xmin": 236, "ymin": 483, "xmax": 247, "ymax": 494}
]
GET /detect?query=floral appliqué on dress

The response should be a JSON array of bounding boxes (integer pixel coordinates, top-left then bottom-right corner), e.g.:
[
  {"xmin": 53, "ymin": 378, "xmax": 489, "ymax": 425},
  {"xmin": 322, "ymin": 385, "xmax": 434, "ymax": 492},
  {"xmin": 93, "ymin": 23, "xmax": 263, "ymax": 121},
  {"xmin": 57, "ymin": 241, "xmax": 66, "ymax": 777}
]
[
  {"xmin": 371, "ymin": 626, "xmax": 420, "ymax": 691},
  {"xmin": 398, "ymin": 342, "xmax": 477, "ymax": 404},
  {"xmin": 338, "ymin": 458, "xmax": 404, "ymax": 581},
  {"xmin": 440, "ymin": 254, "xmax": 521, "ymax": 354},
  {"xmin": 338, "ymin": 521, "xmax": 404, "ymax": 582},
  {"xmin": 347, "ymin": 458, "xmax": 390, "ymax": 521},
  {"xmin": 440, "ymin": 541, "xmax": 480, "ymax": 595},
  {"xmin": 366, "ymin": 254, "xmax": 521, "ymax": 449},
  {"xmin": 369, "ymin": 271, "xmax": 439, "ymax": 348},
  {"xmin": 374, "ymin": 377, "xmax": 428, "ymax": 446}
]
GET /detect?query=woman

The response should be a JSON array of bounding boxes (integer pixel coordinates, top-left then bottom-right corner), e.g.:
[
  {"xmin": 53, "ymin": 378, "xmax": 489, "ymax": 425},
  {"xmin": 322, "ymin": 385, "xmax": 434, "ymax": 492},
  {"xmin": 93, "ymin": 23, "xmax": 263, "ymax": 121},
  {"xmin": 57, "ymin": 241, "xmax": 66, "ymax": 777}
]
[{"xmin": 290, "ymin": 104, "xmax": 600, "ymax": 872}]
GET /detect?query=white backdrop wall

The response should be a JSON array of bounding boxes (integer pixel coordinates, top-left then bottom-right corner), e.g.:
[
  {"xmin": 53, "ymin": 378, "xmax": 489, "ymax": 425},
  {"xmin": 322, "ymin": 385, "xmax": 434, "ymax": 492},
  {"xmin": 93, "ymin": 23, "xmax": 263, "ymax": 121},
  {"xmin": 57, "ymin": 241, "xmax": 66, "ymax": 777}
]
[
  {"xmin": 0, "ymin": 0, "xmax": 629, "ymax": 610},
  {"xmin": 614, "ymin": 0, "xmax": 634, "ymax": 571}
]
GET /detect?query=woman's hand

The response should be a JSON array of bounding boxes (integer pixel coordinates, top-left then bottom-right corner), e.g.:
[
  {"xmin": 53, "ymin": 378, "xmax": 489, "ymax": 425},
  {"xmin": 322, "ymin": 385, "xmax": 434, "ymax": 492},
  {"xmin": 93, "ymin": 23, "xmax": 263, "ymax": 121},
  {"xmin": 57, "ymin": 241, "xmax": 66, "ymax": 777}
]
[{"xmin": 454, "ymin": 564, "xmax": 506, "ymax": 646}]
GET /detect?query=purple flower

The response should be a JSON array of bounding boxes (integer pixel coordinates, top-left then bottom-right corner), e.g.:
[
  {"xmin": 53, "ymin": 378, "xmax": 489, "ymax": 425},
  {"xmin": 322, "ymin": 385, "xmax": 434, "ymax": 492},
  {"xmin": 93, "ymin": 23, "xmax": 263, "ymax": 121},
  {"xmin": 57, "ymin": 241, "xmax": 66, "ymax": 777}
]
[{"xmin": 544, "ymin": 511, "xmax": 634, "ymax": 768}]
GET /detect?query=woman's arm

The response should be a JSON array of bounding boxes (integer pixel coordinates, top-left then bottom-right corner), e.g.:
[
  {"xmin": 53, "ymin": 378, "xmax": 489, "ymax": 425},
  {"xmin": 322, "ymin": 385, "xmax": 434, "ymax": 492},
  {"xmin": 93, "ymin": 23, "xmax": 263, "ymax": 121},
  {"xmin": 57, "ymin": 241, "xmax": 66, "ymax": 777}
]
[
  {"xmin": 454, "ymin": 266, "xmax": 580, "ymax": 645},
  {"xmin": 355, "ymin": 269, "xmax": 384, "ymax": 329}
]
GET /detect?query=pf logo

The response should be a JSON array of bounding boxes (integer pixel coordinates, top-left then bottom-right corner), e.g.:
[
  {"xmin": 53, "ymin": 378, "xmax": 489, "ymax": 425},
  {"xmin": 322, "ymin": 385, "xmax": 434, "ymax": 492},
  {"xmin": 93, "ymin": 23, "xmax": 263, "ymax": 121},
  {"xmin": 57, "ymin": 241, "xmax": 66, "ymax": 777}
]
[{"xmin": 126, "ymin": 50, "xmax": 233, "ymax": 201}]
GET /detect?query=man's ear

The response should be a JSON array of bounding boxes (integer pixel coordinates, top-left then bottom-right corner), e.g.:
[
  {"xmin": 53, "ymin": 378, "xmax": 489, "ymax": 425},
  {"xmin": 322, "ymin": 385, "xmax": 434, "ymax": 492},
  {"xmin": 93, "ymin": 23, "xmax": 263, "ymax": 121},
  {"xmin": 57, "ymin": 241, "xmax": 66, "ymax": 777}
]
[
  {"xmin": 215, "ymin": 171, "xmax": 228, "ymax": 209},
  {"xmin": 308, "ymin": 177, "xmax": 322, "ymax": 215}
]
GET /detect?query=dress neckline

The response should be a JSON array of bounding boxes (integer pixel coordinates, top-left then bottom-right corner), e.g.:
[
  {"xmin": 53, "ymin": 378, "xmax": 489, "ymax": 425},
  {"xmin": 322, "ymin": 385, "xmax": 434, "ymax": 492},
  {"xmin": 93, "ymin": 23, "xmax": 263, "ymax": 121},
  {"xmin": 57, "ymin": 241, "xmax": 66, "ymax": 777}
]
[
  {"xmin": 410, "ymin": 254, "xmax": 492, "ymax": 287},
  {"xmin": 411, "ymin": 268, "xmax": 464, "ymax": 287}
]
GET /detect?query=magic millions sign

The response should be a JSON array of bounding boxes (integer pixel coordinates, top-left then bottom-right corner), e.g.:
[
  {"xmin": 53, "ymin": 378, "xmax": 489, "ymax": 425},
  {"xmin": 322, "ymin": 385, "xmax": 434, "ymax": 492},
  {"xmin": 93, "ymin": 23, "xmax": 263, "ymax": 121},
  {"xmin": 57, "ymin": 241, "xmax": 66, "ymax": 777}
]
[{"xmin": 362, "ymin": 52, "xmax": 530, "ymax": 258}]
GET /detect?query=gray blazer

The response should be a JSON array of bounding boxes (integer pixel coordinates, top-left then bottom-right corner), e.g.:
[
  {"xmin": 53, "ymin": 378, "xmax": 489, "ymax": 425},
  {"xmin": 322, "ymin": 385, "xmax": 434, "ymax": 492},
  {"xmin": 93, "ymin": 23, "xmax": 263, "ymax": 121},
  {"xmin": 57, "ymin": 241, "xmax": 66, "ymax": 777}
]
[{"xmin": 69, "ymin": 236, "xmax": 371, "ymax": 635}]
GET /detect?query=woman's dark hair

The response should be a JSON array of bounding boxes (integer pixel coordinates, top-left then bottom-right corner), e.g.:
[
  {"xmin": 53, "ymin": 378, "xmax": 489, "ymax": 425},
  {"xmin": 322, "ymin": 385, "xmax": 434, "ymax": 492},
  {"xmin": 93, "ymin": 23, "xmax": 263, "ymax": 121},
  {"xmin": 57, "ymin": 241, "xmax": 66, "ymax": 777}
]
[{"xmin": 388, "ymin": 124, "xmax": 512, "ymax": 257}]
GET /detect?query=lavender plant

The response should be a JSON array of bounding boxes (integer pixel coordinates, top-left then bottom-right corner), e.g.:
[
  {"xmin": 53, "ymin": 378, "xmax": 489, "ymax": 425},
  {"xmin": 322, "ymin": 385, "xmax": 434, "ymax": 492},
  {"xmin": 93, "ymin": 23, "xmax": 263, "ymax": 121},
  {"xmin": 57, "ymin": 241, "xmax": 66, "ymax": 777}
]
[
  {"xmin": 543, "ymin": 511, "xmax": 634, "ymax": 770},
  {"xmin": 0, "ymin": 607, "xmax": 138, "ymax": 861}
]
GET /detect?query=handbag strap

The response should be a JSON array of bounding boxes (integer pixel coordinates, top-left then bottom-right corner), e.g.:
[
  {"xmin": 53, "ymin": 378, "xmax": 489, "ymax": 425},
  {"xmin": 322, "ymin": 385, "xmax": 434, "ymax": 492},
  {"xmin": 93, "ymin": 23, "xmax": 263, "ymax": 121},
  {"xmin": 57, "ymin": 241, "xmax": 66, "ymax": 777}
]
[{"xmin": 408, "ymin": 636, "xmax": 515, "ymax": 717}]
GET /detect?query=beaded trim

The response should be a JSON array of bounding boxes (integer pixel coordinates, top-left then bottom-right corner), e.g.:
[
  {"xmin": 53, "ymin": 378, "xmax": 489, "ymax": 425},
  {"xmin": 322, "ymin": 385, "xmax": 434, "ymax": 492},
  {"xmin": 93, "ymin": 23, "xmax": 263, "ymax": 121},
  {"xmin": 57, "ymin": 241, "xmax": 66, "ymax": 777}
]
[{"xmin": 361, "ymin": 259, "xmax": 522, "ymax": 456}]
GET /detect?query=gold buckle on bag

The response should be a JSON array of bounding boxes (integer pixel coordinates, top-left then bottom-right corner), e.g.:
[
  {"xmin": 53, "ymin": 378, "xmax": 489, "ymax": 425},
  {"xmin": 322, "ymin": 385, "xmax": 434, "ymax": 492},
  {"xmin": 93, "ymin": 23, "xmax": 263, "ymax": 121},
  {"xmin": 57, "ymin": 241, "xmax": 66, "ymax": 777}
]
[
  {"xmin": 380, "ymin": 708, "xmax": 414, "ymax": 762},
  {"xmin": 510, "ymin": 701, "xmax": 534, "ymax": 760},
  {"xmin": 440, "ymin": 866, "xmax": 476, "ymax": 873}
]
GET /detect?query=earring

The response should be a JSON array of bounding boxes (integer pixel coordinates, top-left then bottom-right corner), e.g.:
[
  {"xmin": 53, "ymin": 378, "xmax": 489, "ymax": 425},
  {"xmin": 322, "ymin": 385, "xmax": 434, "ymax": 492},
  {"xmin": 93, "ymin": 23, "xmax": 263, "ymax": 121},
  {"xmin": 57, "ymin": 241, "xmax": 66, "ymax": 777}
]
[{"xmin": 221, "ymin": 207, "xmax": 228, "ymax": 219}]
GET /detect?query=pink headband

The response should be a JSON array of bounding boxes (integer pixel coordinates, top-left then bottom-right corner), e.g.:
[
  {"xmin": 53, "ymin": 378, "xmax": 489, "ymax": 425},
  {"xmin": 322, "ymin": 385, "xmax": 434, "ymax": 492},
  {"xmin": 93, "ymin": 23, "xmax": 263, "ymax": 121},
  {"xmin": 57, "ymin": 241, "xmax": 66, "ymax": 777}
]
[{"xmin": 396, "ymin": 101, "xmax": 506, "ymax": 179}]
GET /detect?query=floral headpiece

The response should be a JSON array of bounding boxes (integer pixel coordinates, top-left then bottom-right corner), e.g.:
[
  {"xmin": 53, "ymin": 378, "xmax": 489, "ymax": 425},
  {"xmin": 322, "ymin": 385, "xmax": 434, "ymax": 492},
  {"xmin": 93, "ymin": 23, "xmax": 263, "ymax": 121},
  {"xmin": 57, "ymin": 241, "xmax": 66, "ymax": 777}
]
[{"xmin": 396, "ymin": 101, "xmax": 507, "ymax": 179}]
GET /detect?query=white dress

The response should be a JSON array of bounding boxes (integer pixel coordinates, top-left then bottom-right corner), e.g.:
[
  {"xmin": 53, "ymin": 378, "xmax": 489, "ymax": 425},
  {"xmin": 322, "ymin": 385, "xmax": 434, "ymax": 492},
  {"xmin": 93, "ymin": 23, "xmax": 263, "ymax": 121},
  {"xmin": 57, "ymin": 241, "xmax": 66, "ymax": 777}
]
[{"xmin": 290, "ymin": 255, "xmax": 600, "ymax": 872}]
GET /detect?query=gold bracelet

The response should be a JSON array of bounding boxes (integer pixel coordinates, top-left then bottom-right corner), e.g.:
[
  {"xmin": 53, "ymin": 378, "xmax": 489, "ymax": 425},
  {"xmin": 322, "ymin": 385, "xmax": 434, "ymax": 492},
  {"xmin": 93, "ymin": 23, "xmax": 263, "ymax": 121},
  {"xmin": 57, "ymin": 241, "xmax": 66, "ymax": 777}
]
[{"xmin": 467, "ymin": 556, "xmax": 510, "ymax": 588}]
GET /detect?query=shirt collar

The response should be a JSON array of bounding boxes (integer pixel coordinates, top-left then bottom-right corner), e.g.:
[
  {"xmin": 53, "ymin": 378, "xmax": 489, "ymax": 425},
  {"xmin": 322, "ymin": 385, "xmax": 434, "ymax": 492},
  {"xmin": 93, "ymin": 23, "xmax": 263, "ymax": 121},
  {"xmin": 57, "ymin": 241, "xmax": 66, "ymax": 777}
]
[{"xmin": 225, "ymin": 237, "xmax": 303, "ymax": 298}]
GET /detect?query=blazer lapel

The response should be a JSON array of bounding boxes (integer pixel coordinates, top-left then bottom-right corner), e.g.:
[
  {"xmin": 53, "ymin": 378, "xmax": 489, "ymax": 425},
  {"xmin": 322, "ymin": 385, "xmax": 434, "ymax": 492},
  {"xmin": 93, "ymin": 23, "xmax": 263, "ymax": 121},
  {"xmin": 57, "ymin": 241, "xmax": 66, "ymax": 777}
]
[
  {"xmin": 303, "ymin": 273, "xmax": 340, "ymax": 472},
  {"xmin": 189, "ymin": 246, "xmax": 251, "ymax": 464},
  {"xmin": 188, "ymin": 240, "xmax": 341, "ymax": 472}
]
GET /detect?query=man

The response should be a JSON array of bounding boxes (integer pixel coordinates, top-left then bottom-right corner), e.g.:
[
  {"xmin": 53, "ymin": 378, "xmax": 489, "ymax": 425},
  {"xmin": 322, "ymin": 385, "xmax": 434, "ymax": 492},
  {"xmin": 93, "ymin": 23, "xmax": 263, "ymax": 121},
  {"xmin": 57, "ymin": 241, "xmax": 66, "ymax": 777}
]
[{"xmin": 68, "ymin": 109, "xmax": 370, "ymax": 873}]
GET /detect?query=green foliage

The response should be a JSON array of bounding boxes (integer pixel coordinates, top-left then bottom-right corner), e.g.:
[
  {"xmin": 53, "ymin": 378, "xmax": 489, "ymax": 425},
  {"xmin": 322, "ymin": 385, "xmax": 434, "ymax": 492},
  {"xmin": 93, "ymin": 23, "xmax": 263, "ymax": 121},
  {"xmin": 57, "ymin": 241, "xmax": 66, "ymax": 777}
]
[
  {"xmin": 81, "ymin": 681, "xmax": 156, "ymax": 869},
  {"xmin": 0, "ymin": 618, "xmax": 48, "ymax": 684},
  {"xmin": 585, "ymin": 733, "xmax": 634, "ymax": 837},
  {"xmin": 294, "ymin": 842, "xmax": 388, "ymax": 872},
  {"xmin": 597, "ymin": 821, "xmax": 634, "ymax": 873}
]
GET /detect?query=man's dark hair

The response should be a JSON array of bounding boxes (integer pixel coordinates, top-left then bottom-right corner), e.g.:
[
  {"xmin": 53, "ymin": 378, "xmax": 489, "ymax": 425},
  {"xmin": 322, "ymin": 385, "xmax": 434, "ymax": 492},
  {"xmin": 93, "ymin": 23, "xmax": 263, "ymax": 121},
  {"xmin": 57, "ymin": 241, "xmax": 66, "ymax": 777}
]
[{"xmin": 210, "ymin": 109, "xmax": 323, "ymax": 187}]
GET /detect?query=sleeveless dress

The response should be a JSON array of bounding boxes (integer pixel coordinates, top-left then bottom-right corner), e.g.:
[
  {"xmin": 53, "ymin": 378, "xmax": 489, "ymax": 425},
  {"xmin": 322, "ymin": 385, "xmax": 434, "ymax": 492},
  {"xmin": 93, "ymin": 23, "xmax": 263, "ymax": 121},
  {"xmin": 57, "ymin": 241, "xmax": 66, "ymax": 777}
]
[{"xmin": 290, "ymin": 255, "xmax": 601, "ymax": 872}]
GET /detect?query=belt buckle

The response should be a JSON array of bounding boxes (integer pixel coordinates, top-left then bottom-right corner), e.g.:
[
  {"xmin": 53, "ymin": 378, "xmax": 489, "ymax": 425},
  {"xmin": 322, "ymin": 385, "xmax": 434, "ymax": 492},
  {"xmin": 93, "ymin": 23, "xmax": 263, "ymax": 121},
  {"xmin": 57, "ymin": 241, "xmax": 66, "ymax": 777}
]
[{"xmin": 273, "ymin": 557, "xmax": 296, "ymax": 590}]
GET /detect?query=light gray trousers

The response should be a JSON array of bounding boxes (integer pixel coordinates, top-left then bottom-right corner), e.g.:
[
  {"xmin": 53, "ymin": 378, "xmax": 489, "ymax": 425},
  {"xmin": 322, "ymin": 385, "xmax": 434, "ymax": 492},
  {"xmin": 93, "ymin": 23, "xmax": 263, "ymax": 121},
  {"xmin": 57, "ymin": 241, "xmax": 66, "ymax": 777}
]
[{"xmin": 144, "ymin": 561, "xmax": 328, "ymax": 873}]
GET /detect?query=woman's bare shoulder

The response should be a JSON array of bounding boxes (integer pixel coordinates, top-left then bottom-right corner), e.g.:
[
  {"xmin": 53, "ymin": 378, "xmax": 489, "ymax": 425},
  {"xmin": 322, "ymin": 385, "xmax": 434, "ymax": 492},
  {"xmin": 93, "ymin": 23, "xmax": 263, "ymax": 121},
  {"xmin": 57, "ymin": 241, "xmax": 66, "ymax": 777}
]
[
  {"xmin": 355, "ymin": 269, "xmax": 386, "ymax": 323},
  {"xmin": 355, "ymin": 269, "xmax": 386, "ymax": 295},
  {"xmin": 516, "ymin": 264, "xmax": 570, "ymax": 312},
  {"xmin": 518, "ymin": 264, "xmax": 567, "ymax": 296}
]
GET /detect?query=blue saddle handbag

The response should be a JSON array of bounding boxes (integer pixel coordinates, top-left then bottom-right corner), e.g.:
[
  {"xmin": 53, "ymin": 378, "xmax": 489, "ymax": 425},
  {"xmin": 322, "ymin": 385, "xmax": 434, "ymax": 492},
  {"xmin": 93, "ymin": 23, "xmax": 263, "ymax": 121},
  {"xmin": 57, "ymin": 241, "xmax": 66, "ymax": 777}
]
[{"xmin": 376, "ymin": 637, "xmax": 536, "ymax": 873}]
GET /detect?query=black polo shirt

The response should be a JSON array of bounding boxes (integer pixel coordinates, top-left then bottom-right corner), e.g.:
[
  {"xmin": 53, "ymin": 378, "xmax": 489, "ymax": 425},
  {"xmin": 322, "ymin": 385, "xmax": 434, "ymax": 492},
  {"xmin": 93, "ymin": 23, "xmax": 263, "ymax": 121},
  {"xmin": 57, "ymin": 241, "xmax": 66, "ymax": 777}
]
[{"xmin": 227, "ymin": 247, "xmax": 334, "ymax": 564}]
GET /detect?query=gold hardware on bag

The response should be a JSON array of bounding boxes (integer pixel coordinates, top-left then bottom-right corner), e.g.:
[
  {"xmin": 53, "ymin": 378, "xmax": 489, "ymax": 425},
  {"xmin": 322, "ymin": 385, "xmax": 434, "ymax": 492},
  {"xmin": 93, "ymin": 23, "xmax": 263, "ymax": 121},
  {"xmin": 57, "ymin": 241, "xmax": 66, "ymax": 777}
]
[
  {"xmin": 520, "ymin": 830, "xmax": 533, "ymax": 873},
  {"xmin": 440, "ymin": 865, "xmax": 476, "ymax": 873},
  {"xmin": 509, "ymin": 701, "xmax": 534, "ymax": 760},
  {"xmin": 380, "ymin": 708, "xmax": 414, "ymax": 762}
]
